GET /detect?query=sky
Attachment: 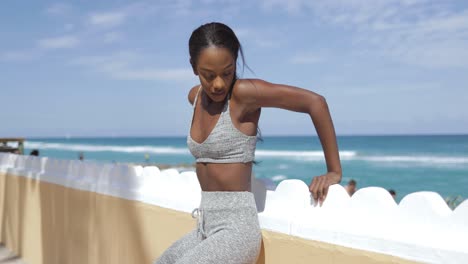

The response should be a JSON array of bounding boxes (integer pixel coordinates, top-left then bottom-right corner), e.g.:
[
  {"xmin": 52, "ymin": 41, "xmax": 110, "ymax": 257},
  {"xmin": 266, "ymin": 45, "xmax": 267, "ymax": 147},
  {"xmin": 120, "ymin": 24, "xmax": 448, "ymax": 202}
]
[{"xmin": 1, "ymin": 0, "xmax": 468, "ymax": 138}]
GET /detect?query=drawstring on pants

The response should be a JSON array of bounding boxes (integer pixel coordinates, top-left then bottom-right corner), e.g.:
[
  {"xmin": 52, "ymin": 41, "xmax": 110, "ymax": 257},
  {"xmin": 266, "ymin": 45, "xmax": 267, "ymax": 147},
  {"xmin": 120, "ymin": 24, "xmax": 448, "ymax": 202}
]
[{"xmin": 191, "ymin": 208, "xmax": 206, "ymax": 239}]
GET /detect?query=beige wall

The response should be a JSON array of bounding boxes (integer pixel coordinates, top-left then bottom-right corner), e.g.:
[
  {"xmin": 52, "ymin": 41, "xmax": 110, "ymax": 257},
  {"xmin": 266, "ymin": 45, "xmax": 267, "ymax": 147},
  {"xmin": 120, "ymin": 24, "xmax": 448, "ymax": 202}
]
[{"xmin": 0, "ymin": 173, "xmax": 418, "ymax": 264}]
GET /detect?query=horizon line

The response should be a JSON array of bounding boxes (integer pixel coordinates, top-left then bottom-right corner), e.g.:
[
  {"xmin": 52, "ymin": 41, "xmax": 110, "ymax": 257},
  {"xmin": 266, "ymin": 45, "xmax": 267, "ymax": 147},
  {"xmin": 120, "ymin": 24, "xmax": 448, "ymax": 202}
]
[{"xmin": 19, "ymin": 132, "xmax": 468, "ymax": 140}]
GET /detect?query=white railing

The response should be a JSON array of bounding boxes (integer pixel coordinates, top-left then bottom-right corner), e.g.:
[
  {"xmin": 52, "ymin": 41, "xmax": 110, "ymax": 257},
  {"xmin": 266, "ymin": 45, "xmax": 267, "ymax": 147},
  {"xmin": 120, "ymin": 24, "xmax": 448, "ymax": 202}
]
[{"xmin": 1, "ymin": 153, "xmax": 467, "ymax": 263}]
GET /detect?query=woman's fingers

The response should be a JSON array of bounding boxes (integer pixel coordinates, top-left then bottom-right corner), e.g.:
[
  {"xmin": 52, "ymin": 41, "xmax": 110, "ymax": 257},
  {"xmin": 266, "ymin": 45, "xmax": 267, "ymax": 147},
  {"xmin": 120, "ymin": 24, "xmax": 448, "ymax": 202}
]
[
  {"xmin": 310, "ymin": 176, "xmax": 319, "ymax": 202},
  {"xmin": 310, "ymin": 176, "xmax": 324, "ymax": 204},
  {"xmin": 319, "ymin": 185, "xmax": 328, "ymax": 206},
  {"xmin": 318, "ymin": 176, "xmax": 327, "ymax": 205},
  {"xmin": 310, "ymin": 175, "xmax": 332, "ymax": 206},
  {"xmin": 322, "ymin": 182, "xmax": 329, "ymax": 203}
]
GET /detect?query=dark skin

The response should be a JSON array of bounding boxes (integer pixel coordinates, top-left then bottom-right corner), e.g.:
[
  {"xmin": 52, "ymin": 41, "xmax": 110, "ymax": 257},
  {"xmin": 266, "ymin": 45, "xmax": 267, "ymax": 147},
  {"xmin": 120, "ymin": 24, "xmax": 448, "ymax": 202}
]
[{"xmin": 189, "ymin": 46, "xmax": 342, "ymax": 205}]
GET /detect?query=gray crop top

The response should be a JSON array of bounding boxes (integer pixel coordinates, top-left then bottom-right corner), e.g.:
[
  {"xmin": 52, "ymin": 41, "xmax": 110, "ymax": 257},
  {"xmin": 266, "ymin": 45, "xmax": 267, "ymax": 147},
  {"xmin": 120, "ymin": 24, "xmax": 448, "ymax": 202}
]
[{"xmin": 187, "ymin": 86, "xmax": 257, "ymax": 163}]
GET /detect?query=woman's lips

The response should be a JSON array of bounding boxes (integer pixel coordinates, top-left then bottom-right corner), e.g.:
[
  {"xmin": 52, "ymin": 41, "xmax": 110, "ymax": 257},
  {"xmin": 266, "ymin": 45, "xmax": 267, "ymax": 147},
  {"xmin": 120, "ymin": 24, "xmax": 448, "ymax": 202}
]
[{"xmin": 212, "ymin": 91, "xmax": 225, "ymax": 96}]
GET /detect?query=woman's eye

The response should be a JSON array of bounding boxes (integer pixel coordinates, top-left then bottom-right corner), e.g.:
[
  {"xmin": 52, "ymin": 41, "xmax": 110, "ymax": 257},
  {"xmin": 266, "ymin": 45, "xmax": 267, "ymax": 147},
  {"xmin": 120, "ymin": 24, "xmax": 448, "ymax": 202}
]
[{"xmin": 223, "ymin": 72, "xmax": 232, "ymax": 77}]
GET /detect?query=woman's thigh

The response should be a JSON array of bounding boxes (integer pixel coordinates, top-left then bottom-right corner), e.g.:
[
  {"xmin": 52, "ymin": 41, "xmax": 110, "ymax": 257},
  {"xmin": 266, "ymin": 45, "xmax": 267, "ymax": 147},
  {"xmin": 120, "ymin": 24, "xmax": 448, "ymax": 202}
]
[
  {"xmin": 154, "ymin": 230, "xmax": 201, "ymax": 264},
  {"xmin": 174, "ymin": 228, "xmax": 262, "ymax": 264}
]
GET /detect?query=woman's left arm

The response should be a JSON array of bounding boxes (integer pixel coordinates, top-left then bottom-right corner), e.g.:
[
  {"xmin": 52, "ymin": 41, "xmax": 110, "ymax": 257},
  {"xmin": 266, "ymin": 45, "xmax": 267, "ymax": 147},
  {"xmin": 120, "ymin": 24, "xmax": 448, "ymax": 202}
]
[{"xmin": 237, "ymin": 79, "xmax": 342, "ymax": 205}]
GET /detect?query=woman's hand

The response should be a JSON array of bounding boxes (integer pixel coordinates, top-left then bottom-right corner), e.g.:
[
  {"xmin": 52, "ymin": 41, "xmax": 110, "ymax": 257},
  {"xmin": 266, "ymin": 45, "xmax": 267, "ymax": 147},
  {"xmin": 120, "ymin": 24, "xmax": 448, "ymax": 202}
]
[{"xmin": 309, "ymin": 172, "xmax": 341, "ymax": 206}]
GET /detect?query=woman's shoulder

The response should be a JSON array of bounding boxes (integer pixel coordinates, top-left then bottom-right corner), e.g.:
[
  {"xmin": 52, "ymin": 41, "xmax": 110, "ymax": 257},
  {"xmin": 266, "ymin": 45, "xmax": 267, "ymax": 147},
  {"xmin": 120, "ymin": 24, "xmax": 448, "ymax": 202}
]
[
  {"xmin": 232, "ymin": 78, "xmax": 272, "ymax": 102},
  {"xmin": 188, "ymin": 85, "xmax": 200, "ymax": 105},
  {"xmin": 231, "ymin": 79, "xmax": 267, "ymax": 111},
  {"xmin": 233, "ymin": 79, "xmax": 263, "ymax": 98}
]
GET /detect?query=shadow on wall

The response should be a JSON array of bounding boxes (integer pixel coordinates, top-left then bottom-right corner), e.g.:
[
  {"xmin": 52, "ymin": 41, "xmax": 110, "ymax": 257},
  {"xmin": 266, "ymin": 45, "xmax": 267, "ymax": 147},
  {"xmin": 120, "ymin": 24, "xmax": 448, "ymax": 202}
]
[
  {"xmin": 256, "ymin": 241, "xmax": 266, "ymax": 264},
  {"xmin": 0, "ymin": 170, "xmax": 26, "ymax": 260},
  {"xmin": 252, "ymin": 176, "xmax": 267, "ymax": 213}
]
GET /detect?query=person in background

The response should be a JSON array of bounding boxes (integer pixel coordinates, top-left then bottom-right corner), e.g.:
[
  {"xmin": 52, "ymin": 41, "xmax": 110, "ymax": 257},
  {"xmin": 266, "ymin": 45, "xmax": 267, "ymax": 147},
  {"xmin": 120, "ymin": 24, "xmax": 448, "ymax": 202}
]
[
  {"xmin": 78, "ymin": 152, "xmax": 84, "ymax": 161},
  {"xmin": 29, "ymin": 149, "xmax": 40, "ymax": 156},
  {"xmin": 388, "ymin": 189, "xmax": 397, "ymax": 200},
  {"xmin": 345, "ymin": 179, "xmax": 357, "ymax": 196}
]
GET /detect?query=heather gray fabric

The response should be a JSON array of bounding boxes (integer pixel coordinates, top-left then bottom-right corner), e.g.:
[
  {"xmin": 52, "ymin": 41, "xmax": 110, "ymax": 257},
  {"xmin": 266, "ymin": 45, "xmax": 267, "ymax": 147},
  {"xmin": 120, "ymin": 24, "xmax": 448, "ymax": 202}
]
[
  {"xmin": 155, "ymin": 191, "xmax": 262, "ymax": 264},
  {"xmin": 187, "ymin": 86, "xmax": 257, "ymax": 163}
]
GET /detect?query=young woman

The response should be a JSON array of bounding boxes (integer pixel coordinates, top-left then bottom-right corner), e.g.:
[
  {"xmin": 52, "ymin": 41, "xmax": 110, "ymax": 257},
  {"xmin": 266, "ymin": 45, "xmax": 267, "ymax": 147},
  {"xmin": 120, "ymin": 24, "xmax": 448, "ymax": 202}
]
[{"xmin": 155, "ymin": 22, "xmax": 342, "ymax": 264}]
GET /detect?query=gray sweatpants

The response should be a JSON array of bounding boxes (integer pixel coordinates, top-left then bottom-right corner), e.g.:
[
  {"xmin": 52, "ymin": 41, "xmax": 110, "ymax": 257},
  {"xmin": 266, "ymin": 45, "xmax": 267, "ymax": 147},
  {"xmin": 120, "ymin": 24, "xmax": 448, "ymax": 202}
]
[{"xmin": 155, "ymin": 191, "xmax": 262, "ymax": 264}]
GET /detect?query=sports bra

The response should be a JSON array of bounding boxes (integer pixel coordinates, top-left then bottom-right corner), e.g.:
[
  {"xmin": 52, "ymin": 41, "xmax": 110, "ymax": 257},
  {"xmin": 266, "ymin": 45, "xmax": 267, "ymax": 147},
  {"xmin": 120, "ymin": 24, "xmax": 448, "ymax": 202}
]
[{"xmin": 187, "ymin": 86, "xmax": 257, "ymax": 163}]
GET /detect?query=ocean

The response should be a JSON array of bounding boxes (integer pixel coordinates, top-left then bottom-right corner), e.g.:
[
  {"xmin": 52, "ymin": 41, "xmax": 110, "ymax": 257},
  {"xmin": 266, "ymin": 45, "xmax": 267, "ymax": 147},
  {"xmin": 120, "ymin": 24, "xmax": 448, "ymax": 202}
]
[{"xmin": 23, "ymin": 135, "xmax": 468, "ymax": 202}]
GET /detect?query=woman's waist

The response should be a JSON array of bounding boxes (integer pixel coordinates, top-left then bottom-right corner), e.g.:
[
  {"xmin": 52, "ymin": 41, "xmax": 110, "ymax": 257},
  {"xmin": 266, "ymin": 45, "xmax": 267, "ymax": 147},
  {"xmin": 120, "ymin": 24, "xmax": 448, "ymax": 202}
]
[{"xmin": 196, "ymin": 163, "xmax": 253, "ymax": 191}]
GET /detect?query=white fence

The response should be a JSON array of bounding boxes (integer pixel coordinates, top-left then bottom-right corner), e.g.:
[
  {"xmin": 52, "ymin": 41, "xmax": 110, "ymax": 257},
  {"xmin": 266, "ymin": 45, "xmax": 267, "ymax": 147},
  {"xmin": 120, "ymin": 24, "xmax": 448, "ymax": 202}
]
[{"xmin": 1, "ymin": 153, "xmax": 467, "ymax": 263}]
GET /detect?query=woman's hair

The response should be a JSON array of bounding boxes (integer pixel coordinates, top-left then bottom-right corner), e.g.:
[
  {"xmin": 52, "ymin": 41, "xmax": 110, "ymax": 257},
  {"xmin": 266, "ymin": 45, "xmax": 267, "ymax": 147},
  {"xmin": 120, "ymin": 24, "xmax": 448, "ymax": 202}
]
[{"xmin": 189, "ymin": 22, "xmax": 249, "ymax": 78}]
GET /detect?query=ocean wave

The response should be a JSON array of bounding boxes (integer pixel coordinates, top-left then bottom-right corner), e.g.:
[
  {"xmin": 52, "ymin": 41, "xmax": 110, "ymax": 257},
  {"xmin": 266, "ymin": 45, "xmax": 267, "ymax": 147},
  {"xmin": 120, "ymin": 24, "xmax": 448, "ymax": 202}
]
[
  {"xmin": 271, "ymin": 175, "xmax": 288, "ymax": 182},
  {"xmin": 25, "ymin": 141, "xmax": 357, "ymax": 158},
  {"xmin": 25, "ymin": 141, "xmax": 190, "ymax": 155},
  {"xmin": 298, "ymin": 152, "xmax": 468, "ymax": 165},
  {"xmin": 24, "ymin": 141, "xmax": 468, "ymax": 165},
  {"xmin": 361, "ymin": 155, "xmax": 468, "ymax": 164},
  {"xmin": 256, "ymin": 150, "xmax": 357, "ymax": 158}
]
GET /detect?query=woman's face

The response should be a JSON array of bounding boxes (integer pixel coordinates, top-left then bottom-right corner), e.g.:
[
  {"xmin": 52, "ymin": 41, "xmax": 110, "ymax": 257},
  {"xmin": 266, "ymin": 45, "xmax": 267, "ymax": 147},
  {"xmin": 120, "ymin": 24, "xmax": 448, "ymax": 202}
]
[{"xmin": 194, "ymin": 46, "xmax": 236, "ymax": 103}]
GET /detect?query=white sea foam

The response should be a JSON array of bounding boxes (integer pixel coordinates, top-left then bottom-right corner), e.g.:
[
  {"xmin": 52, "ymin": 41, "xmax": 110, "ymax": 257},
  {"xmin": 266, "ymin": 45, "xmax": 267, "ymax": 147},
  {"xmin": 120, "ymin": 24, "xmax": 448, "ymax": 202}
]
[
  {"xmin": 299, "ymin": 152, "xmax": 468, "ymax": 165},
  {"xmin": 25, "ymin": 142, "xmax": 190, "ymax": 155},
  {"xmin": 25, "ymin": 141, "xmax": 468, "ymax": 165},
  {"xmin": 25, "ymin": 141, "xmax": 357, "ymax": 158},
  {"xmin": 256, "ymin": 150, "xmax": 357, "ymax": 158},
  {"xmin": 271, "ymin": 175, "xmax": 288, "ymax": 182},
  {"xmin": 361, "ymin": 155, "xmax": 468, "ymax": 164}
]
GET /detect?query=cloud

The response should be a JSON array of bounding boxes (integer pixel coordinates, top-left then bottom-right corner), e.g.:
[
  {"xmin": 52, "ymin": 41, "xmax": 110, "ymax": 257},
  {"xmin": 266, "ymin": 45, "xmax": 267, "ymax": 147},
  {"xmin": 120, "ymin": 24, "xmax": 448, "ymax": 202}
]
[
  {"xmin": 87, "ymin": 11, "xmax": 127, "ymax": 28},
  {"xmin": 1, "ymin": 50, "xmax": 39, "ymax": 61},
  {"xmin": 289, "ymin": 52, "xmax": 322, "ymax": 64},
  {"xmin": 45, "ymin": 3, "xmax": 72, "ymax": 16},
  {"xmin": 38, "ymin": 35, "xmax": 80, "ymax": 49},
  {"xmin": 64, "ymin": 23, "xmax": 74, "ymax": 31},
  {"xmin": 260, "ymin": 0, "xmax": 304, "ymax": 13},
  {"xmin": 103, "ymin": 32, "xmax": 124, "ymax": 43},
  {"xmin": 259, "ymin": 0, "xmax": 468, "ymax": 68},
  {"xmin": 113, "ymin": 68, "xmax": 194, "ymax": 81},
  {"xmin": 71, "ymin": 52, "xmax": 194, "ymax": 82},
  {"xmin": 234, "ymin": 27, "xmax": 281, "ymax": 48}
]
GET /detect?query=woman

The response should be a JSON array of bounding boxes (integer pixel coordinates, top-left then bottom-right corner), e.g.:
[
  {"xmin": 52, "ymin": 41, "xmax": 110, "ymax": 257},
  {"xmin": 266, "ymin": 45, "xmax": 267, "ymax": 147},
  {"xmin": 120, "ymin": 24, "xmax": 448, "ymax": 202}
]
[{"xmin": 155, "ymin": 22, "xmax": 342, "ymax": 264}]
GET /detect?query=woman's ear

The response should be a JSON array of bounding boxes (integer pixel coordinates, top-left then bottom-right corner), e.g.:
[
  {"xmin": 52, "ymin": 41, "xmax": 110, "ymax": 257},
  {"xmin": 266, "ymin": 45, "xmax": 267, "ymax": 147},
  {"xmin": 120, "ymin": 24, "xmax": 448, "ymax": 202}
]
[{"xmin": 190, "ymin": 58, "xmax": 198, "ymax": 75}]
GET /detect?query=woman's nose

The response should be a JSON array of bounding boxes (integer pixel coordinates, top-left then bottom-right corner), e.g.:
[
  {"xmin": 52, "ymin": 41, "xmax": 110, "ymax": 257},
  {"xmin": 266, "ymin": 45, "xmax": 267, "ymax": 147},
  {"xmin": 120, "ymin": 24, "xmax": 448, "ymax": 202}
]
[{"xmin": 213, "ymin": 76, "xmax": 225, "ymax": 90}]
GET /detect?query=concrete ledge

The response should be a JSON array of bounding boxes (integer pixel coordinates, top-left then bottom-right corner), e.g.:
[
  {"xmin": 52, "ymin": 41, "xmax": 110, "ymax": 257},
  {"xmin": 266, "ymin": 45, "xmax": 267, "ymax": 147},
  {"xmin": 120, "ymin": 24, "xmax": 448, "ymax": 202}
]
[{"xmin": 0, "ymin": 172, "xmax": 420, "ymax": 264}]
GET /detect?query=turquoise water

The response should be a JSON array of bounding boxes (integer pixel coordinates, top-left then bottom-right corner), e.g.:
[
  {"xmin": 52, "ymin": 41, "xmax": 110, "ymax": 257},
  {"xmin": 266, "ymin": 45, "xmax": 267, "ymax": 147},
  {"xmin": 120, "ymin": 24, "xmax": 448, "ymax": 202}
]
[{"xmin": 24, "ymin": 135, "xmax": 468, "ymax": 202}]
